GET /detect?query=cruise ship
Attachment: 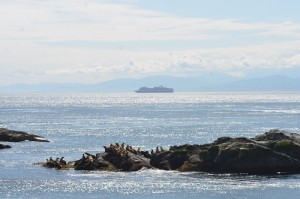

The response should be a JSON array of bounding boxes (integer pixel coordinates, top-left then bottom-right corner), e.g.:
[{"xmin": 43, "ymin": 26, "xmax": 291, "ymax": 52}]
[{"xmin": 135, "ymin": 85, "xmax": 174, "ymax": 93}]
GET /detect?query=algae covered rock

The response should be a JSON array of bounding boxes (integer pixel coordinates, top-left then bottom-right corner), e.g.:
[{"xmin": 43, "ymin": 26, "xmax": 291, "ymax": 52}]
[
  {"xmin": 153, "ymin": 129, "xmax": 300, "ymax": 174},
  {"xmin": 254, "ymin": 129, "xmax": 300, "ymax": 142}
]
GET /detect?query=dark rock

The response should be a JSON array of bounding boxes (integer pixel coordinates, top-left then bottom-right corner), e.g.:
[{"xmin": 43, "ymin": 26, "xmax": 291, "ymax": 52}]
[
  {"xmin": 40, "ymin": 129, "xmax": 300, "ymax": 175},
  {"xmin": 103, "ymin": 150, "xmax": 152, "ymax": 171},
  {"xmin": 72, "ymin": 143, "xmax": 152, "ymax": 171},
  {"xmin": 42, "ymin": 157, "xmax": 74, "ymax": 170},
  {"xmin": 0, "ymin": 128, "xmax": 49, "ymax": 142},
  {"xmin": 169, "ymin": 144, "xmax": 203, "ymax": 152},
  {"xmin": 150, "ymin": 150, "xmax": 190, "ymax": 170},
  {"xmin": 273, "ymin": 140, "xmax": 300, "ymax": 160},
  {"xmin": 168, "ymin": 151, "xmax": 190, "ymax": 170},
  {"xmin": 152, "ymin": 129, "xmax": 300, "ymax": 174},
  {"xmin": 176, "ymin": 129, "xmax": 300, "ymax": 174},
  {"xmin": 0, "ymin": 143, "xmax": 11, "ymax": 149},
  {"xmin": 158, "ymin": 160, "xmax": 171, "ymax": 170},
  {"xmin": 213, "ymin": 137, "xmax": 233, "ymax": 145},
  {"xmin": 254, "ymin": 129, "xmax": 300, "ymax": 142},
  {"xmin": 150, "ymin": 151, "xmax": 172, "ymax": 170}
]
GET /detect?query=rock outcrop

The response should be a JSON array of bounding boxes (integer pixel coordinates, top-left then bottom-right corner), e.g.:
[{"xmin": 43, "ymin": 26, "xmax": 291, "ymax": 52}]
[
  {"xmin": 43, "ymin": 143, "xmax": 152, "ymax": 171},
  {"xmin": 0, "ymin": 143, "xmax": 11, "ymax": 149},
  {"xmin": 41, "ymin": 129, "xmax": 300, "ymax": 175},
  {"xmin": 156, "ymin": 129, "xmax": 300, "ymax": 174},
  {"xmin": 0, "ymin": 128, "xmax": 49, "ymax": 143}
]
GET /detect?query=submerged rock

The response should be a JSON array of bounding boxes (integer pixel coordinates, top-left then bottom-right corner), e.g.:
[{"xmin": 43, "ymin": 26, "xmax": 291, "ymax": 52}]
[{"xmin": 0, "ymin": 128, "xmax": 49, "ymax": 143}]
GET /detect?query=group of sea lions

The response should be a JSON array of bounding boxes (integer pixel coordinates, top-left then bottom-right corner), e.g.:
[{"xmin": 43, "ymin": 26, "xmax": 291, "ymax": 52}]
[
  {"xmin": 42, "ymin": 142, "xmax": 169, "ymax": 171},
  {"xmin": 45, "ymin": 157, "xmax": 67, "ymax": 169},
  {"xmin": 151, "ymin": 146, "xmax": 167, "ymax": 154},
  {"xmin": 38, "ymin": 129, "xmax": 300, "ymax": 174},
  {"xmin": 73, "ymin": 152, "xmax": 100, "ymax": 170},
  {"xmin": 104, "ymin": 142, "xmax": 153, "ymax": 158},
  {"xmin": 104, "ymin": 143, "xmax": 138, "ymax": 156},
  {"xmin": 104, "ymin": 142, "xmax": 168, "ymax": 159}
]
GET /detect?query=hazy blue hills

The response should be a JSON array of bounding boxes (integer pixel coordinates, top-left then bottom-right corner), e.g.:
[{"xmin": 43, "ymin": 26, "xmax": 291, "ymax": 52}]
[
  {"xmin": 1, "ymin": 75, "xmax": 300, "ymax": 93},
  {"xmin": 222, "ymin": 75, "xmax": 300, "ymax": 92}
]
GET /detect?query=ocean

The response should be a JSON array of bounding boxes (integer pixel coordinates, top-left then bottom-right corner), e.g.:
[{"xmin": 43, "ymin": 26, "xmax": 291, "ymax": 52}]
[{"xmin": 1, "ymin": 92, "xmax": 300, "ymax": 199}]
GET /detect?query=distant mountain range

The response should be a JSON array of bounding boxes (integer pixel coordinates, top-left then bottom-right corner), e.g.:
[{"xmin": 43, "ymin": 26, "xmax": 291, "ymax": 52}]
[{"xmin": 1, "ymin": 75, "xmax": 300, "ymax": 92}]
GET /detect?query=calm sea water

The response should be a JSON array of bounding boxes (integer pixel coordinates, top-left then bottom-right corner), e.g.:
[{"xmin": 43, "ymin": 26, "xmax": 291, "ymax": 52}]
[{"xmin": 1, "ymin": 92, "xmax": 300, "ymax": 199}]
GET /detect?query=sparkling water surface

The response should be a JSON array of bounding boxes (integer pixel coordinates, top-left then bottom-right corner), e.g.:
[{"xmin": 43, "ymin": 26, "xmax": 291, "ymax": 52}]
[{"xmin": 1, "ymin": 92, "xmax": 300, "ymax": 199}]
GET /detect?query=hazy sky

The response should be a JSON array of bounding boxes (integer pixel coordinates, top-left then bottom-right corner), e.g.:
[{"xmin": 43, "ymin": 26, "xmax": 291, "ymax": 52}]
[{"xmin": 1, "ymin": 0, "xmax": 300, "ymax": 85}]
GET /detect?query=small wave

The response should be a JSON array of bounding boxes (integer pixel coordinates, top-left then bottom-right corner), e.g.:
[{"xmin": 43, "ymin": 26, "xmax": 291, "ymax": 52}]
[{"xmin": 260, "ymin": 109, "xmax": 300, "ymax": 114}]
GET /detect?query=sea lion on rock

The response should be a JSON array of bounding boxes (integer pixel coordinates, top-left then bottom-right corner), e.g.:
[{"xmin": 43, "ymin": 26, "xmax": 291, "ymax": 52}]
[
  {"xmin": 160, "ymin": 147, "xmax": 166, "ymax": 152},
  {"xmin": 59, "ymin": 157, "xmax": 66, "ymax": 165},
  {"xmin": 141, "ymin": 150, "xmax": 151, "ymax": 158},
  {"xmin": 104, "ymin": 146, "xmax": 108, "ymax": 152},
  {"xmin": 85, "ymin": 152, "xmax": 96, "ymax": 159},
  {"xmin": 88, "ymin": 155, "xmax": 94, "ymax": 162},
  {"xmin": 156, "ymin": 146, "xmax": 160, "ymax": 153},
  {"xmin": 45, "ymin": 157, "xmax": 63, "ymax": 169}
]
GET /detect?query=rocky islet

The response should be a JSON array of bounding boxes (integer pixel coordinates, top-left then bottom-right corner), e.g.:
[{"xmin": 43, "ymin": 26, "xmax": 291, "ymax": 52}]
[
  {"xmin": 42, "ymin": 129, "xmax": 300, "ymax": 175},
  {"xmin": 2, "ymin": 127, "xmax": 300, "ymax": 175},
  {"xmin": 0, "ymin": 128, "xmax": 49, "ymax": 149}
]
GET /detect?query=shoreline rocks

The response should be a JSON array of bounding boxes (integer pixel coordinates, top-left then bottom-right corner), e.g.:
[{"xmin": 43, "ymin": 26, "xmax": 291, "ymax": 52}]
[
  {"xmin": 0, "ymin": 143, "xmax": 11, "ymax": 149},
  {"xmin": 0, "ymin": 128, "xmax": 49, "ymax": 149},
  {"xmin": 41, "ymin": 129, "xmax": 300, "ymax": 175},
  {"xmin": 0, "ymin": 128, "xmax": 49, "ymax": 142}
]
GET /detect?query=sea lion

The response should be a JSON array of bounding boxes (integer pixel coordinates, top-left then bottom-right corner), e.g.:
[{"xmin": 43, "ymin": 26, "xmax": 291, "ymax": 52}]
[
  {"xmin": 104, "ymin": 146, "xmax": 108, "ymax": 152},
  {"xmin": 141, "ymin": 151, "xmax": 151, "ymax": 158},
  {"xmin": 115, "ymin": 148, "xmax": 123, "ymax": 156},
  {"xmin": 87, "ymin": 155, "xmax": 93, "ymax": 162},
  {"xmin": 126, "ymin": 145, "xmax": 133, "ymax": 153},
  {"xmin": 156, "ymin": 146, "xmax": 160, "ymax": 153},
  {"xmin": 160, "ymin": 147, "xmax": 166, "ymax": 152},
  {"xmin": 59, "ymin": 157, "xmax": 67, "ymax": 165},
  {"xmin": 76, "ymin": 154, "xmax": 86, "ymax": 166},
  {"xmin": 85, "ymin": 152, "xmax": 96, "ymax": 159}
]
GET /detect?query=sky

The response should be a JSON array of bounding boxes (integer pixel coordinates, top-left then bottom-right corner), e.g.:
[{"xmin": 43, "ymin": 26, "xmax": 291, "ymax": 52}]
[{"xmin": 1, "ymin": 0, "xmax": 300, "ymax": 85}]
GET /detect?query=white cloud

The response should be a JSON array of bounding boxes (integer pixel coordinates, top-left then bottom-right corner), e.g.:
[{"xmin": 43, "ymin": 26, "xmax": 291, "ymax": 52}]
[
  {"xmin": 1, "ymin": 0, "xmax": 300, "ymax": 84},
  {"xmin": 2, "ymin": 39, "xmax": 300, "ymax": 84},
  {"xmin": 1, "ymin": 0, "xmax": 300, "ymax": 42}
]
